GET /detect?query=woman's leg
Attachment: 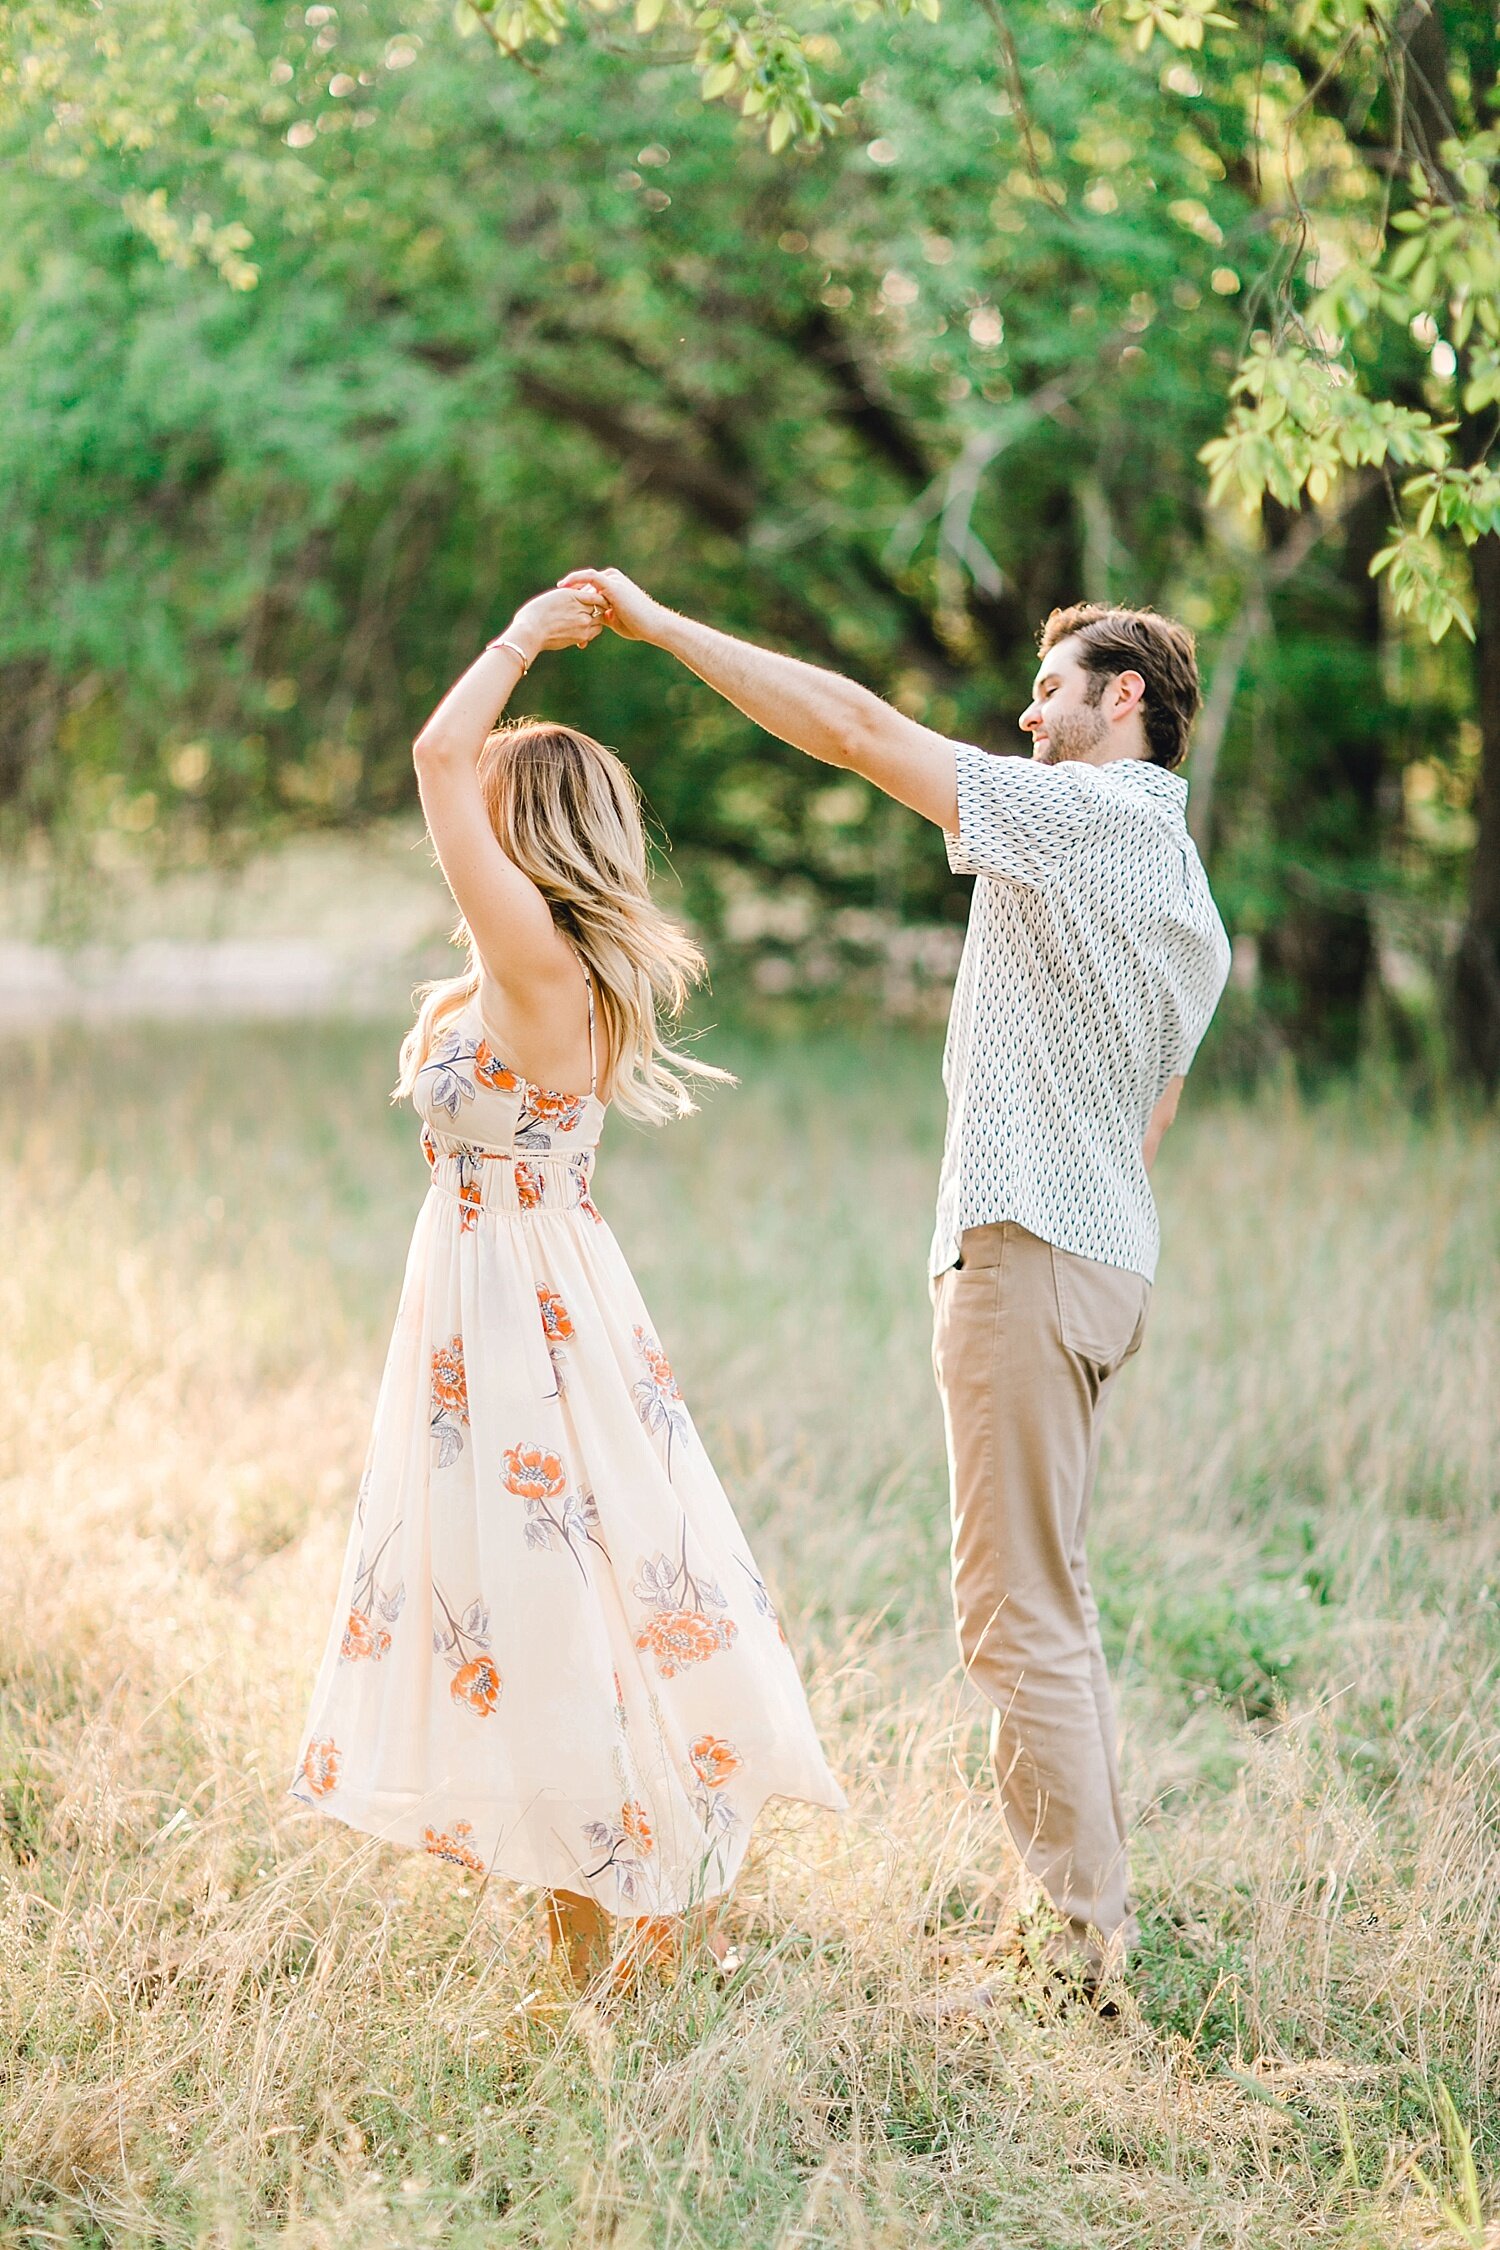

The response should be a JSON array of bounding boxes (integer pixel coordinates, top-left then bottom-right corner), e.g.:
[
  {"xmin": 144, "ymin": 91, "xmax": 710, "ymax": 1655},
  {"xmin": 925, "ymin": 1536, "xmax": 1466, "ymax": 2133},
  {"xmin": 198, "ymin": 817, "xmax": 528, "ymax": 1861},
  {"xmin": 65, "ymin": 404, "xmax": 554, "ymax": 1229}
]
[
  {"xmin": 544, "ymin": 1888, "xmax": 613, "ymax": 1985},
  {"xmin": 544, "ymin": 1891, "xmax": 731, "ymax": 1987}
]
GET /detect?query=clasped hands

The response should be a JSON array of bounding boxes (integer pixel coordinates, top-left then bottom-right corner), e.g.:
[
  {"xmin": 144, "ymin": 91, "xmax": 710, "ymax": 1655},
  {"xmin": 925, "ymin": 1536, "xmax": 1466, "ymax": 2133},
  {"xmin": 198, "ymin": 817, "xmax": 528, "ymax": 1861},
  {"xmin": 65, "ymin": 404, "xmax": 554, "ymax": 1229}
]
[{"xmin": 502, "ymin": 570, "xmax": 659, "ymax": 666}]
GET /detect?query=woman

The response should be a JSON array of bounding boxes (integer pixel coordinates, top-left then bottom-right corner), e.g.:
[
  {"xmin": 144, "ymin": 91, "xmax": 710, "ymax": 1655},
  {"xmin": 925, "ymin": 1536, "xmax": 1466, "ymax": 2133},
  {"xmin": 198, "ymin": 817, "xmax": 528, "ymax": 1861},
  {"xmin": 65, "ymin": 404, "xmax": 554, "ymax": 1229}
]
[{"xmin": 289, "ymin": 583, "xmax": 844, "ymax": 1982}]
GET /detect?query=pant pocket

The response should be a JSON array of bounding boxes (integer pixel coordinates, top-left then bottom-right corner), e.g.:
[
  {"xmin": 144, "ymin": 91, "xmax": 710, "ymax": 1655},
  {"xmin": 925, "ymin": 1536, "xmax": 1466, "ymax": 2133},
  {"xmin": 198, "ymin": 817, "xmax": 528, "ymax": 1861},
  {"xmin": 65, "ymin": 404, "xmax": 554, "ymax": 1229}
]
[
  {"xmin": 932, "ymin": 1256, "xmax": 1001, "ymax": 1397},
  {"xmin": 1050, "ymin": 1245, "xmax": 1149, "ymax": 1374}
]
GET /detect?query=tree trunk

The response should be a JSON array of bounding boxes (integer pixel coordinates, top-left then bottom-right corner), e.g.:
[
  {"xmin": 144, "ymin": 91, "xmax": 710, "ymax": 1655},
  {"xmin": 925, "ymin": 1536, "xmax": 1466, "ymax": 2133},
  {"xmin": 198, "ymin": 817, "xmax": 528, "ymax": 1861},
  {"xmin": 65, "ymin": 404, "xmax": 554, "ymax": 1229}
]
[
  {"xmin": 1444, "ymin": 2, "xmax": 1500, "ymax": 1087},
  {"xmin": 1453, "ymin": 530, "xmax": 1500, "ymax": 1087},
  {"xmin": 1258, "ymin": 486, "xmax": 1390, "ymax": 1065}
]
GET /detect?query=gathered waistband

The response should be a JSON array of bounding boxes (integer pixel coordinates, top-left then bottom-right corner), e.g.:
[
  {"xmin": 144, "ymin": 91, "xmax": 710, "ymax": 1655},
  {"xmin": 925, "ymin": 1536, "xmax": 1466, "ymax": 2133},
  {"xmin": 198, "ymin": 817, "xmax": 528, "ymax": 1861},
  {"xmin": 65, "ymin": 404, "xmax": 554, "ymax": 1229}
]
[{"xmin": 422, "ymin": 1131, "xmax": 600, "ymax": 1224}]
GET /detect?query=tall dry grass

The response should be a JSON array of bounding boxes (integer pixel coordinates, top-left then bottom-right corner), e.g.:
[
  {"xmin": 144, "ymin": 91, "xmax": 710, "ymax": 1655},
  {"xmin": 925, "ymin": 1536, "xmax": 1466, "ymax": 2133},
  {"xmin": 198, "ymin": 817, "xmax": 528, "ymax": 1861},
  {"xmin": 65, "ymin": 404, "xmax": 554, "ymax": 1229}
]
[{"xmin": 1, "ymin": 1018, "xmax": 1498, "ymax": 2247}]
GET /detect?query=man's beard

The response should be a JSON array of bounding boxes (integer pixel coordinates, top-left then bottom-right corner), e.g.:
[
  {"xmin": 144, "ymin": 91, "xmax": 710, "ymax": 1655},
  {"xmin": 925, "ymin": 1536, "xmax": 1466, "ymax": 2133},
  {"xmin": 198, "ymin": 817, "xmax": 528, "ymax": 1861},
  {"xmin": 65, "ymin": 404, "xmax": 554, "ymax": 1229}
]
[{"xmin": 1033, "ymin": 699, "xmax": 1108, "ymax": 765}]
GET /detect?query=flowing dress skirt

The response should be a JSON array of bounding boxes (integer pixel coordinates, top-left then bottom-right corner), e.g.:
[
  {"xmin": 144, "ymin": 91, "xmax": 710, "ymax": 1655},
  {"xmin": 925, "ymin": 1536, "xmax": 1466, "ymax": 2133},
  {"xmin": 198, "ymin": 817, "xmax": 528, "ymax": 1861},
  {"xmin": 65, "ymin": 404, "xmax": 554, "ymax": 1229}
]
[{"xmin": 291, "ymin": 1119, "xmax": 845, "ymax": 1914}]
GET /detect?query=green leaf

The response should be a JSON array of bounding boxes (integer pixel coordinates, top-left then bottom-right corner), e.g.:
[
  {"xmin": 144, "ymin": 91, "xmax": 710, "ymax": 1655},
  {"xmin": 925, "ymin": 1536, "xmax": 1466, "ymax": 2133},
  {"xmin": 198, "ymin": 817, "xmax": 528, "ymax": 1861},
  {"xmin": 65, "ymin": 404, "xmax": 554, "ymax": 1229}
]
[{"xmin": 1386, "ymin": 233, "xmax": 1425, "ymax": 281}]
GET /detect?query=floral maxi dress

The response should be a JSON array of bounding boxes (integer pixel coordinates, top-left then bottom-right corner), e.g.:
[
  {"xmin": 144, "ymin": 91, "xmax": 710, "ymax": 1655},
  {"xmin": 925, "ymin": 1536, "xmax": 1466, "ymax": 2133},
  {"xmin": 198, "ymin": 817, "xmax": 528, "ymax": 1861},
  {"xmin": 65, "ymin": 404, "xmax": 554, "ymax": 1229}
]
[{"xmin": 290, "ymin": 990, "xmax": 845, "ymax": 1912}]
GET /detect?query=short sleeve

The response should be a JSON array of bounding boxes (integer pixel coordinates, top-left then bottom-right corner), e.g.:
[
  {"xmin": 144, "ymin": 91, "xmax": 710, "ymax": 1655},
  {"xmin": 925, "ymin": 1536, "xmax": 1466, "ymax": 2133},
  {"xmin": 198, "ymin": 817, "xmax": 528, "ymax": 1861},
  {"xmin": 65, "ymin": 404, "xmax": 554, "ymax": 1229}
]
[
  {"xmin": 1157, "ymin": 1020, "xmax": 1199, "ymax": 1092},
  {"xmin": 1158, "ymin": 917, "xmax": 1231, "ymax": 1086},
  {"xmin": 944, "ymin": 746, "xmax": 1102, "ymax": 886}
]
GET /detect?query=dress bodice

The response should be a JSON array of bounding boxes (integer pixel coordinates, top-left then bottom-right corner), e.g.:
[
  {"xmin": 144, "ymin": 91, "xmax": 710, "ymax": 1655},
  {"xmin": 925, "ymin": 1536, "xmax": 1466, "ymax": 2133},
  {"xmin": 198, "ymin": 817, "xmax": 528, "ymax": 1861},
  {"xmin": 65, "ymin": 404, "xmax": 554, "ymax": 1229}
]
[
  {"xmin": 413, "ymin": 995, "xmax": 606, "ymax": 1157},
  {"xmin": 412, "ymin": 996, "xmax": 606, "ymax": 1224}
]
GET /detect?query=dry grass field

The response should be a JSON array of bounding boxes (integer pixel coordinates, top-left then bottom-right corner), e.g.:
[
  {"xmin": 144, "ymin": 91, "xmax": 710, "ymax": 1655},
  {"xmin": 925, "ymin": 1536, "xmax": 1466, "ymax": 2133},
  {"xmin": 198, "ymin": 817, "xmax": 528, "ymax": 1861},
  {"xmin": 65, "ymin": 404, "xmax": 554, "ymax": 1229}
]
[{"xmin": 2, "ymin": 1014, "xmax": 1498, "ymax": 2247}]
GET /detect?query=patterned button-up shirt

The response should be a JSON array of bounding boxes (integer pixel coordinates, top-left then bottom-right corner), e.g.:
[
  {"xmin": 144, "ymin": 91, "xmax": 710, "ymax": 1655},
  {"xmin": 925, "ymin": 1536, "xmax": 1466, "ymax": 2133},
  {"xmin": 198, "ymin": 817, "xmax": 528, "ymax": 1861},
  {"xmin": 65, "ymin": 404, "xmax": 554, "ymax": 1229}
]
[{"xmin": 930, "ymin": 747, "xmax": 1231, "ymax": 1282}]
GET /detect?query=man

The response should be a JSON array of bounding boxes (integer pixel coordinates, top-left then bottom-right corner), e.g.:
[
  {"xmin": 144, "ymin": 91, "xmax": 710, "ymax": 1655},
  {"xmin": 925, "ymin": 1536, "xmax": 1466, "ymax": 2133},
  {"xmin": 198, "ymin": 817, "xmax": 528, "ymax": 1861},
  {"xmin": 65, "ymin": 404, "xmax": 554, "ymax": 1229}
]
[{"xmin": 563, "ymin": 569, "xmax": 1231, "ymax": 1993}]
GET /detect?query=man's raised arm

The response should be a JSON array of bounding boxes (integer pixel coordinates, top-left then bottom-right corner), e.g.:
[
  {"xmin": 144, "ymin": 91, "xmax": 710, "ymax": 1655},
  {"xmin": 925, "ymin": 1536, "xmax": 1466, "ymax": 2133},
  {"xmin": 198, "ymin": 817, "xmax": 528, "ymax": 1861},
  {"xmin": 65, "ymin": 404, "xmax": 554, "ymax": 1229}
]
[{"xmin": 561, "ymin": 567, "xmax": 959, "ymax": 831}]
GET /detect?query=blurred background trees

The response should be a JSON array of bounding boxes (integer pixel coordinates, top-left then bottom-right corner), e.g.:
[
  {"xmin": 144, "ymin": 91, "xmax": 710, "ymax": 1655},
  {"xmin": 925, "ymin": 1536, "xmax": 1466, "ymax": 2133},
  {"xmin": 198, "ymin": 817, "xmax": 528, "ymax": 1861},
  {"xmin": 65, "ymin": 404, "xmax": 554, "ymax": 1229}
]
[{"xmin": 0, "ymin": 0, "xmax": 1494, "ymax": 1079}]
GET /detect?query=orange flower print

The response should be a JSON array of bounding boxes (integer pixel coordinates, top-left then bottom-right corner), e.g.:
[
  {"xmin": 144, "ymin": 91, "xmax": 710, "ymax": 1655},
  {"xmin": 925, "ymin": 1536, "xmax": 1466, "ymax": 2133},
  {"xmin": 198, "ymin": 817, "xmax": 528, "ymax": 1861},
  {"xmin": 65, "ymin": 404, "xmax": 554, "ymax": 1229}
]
[
  {"xmin": 421, "ymin": 1125, "xmax": 438, "ymax": 1169},
  {"xmin": 633, "ymin": 1328, "xmax": 690, "ymax": 1474},
  {"xmin": 570, "ymin": 1152, "xmax": 602, "ymax": 1221},
  {"xmin": 686, "ymin": 1735, "xmax": 741, "ymax": 1844},
  {"xmin": 537, "ymin": 1286, "xmax": 575, "ymax": 1405},
  {"xmin": 342, "ymin": 1608, "xmax": 372, "ymax": 1660},
  {"xmin": 472, "ymin": 1040, "xmax": 519, "ymax": 1094},
  {"xmin": 689, "ymin": 1736, "xmax": 742, "ymax": 1791},
  {"xmin": 302, "ymin": 1737, "xmax": 341, "ymax": 1797},
  {"xmin": 502, "ymin": 1444, "xmax": 566, "ymax": 1502},
  {"xmin": 433, "ymin": 1580, "xmax": 498, "ymax": 1712},
  {"xmin": 526, "ymin": 1085, "xmax": 584, "ymax": 1130},
  {"xmin": 512, "ymin": 1081, "xmax": 587, "ymax": 1153},
  {"xmin": 634, "ymin": 1608, "xmax": 738, "ymax": 1678},
  {"xmin": 515, "ymin": 1162, "xmax": 544, "ymax": 1212},
  {"xmin": 620, "ymin": 1799, "xmax": 655, "ymax": 1854},
  {"xmin": 431, "ymin": 1338, "xmax": 469, "ymax": 1468},
  {"xmin": 430, "ymin": 1337, "xmax": 468, "ymax": 1415},
  {"xmin": 341, "ymin": 1607, "xmax": 392, "ymax": 1663},
  {"xmin": 581, "ymin": 1801, "xmax": 656, "ymax": 1901},
  {"xmin": 432, "ymin": 1142, "xmax": 500, "ymax": 1231},
  {"xmin": 629, "ymin": 1332, "xmax": 688, "ymax": 1476},
  {"xmin": 424, "ymin": 1820, "xmax": 486, "ymax": 1873},
  {"xmin": 421, "ymin": 1027, "xmax": 517, "ymax": 1119},
  {"xmin": 636, "ymin": 1330, "xmax": 681, "ymax": 1401},
  {"xmin": 343, "ymin": 1526, "xmax": 404, "ymax": 1660},
  {"xmin": 505, "ymin": 1440, "xmax": 605, "ymax": 1570},
  {"xmin": 450, "ymin": 1654, "xmax": 501, "ymax": 1716},
  {"xmin": 634, "ymin": 1536, "xmax": 736, "ymax": 1675}
]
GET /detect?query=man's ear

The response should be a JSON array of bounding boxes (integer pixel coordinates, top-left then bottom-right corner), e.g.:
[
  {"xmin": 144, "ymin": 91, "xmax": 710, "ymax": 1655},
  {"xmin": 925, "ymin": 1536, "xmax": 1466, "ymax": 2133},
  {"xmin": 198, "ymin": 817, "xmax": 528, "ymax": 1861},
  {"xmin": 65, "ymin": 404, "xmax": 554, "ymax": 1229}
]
[{"xmin": 1111, "ymin": 669, "xmax": 1146, "ymax": 722}]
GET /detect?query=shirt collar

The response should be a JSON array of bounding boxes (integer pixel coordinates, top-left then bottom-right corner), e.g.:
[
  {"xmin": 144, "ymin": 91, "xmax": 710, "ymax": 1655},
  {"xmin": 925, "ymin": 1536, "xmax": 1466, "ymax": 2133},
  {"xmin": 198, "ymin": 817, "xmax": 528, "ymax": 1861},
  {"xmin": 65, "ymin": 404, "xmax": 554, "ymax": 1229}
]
[{"xmin": 1093, "ymin": 758, "xmax": 1188, "ymax": 813}]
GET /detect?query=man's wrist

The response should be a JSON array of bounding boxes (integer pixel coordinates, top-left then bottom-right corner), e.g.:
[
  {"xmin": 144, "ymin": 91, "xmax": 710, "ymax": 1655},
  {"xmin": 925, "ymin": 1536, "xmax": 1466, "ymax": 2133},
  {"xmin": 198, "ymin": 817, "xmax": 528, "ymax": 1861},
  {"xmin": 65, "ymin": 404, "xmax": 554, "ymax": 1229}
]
[{"xmin": 643, "ymin": 599, "xmax": 683, "ymax": 654}]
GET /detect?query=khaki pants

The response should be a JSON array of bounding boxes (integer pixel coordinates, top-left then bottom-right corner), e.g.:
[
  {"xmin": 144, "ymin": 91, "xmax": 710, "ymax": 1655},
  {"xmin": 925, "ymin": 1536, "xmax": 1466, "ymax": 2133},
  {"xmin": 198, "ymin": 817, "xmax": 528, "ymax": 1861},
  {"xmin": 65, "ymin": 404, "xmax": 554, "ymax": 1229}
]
[{"xmin": 931, "ymin": 1222, "xmax": 1149, "ymax": 1965}]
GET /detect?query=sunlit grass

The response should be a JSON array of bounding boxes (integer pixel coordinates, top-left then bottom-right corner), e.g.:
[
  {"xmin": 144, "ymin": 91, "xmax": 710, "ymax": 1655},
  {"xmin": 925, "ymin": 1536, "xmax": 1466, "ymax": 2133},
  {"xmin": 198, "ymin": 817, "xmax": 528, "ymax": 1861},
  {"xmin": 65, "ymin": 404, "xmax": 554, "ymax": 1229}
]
[{"xmin": 2, "ymin": 1018, "xmax": 1498, "ymax": 2246}]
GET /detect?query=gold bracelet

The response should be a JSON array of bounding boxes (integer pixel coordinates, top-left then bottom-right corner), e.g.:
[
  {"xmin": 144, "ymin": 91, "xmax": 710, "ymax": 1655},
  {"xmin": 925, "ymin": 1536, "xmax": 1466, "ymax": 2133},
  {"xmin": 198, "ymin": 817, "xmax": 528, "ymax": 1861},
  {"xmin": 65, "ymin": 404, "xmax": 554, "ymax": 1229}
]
[{"xmin": 487, "ymin": 635, "xmax": 531, "ymax": 673}]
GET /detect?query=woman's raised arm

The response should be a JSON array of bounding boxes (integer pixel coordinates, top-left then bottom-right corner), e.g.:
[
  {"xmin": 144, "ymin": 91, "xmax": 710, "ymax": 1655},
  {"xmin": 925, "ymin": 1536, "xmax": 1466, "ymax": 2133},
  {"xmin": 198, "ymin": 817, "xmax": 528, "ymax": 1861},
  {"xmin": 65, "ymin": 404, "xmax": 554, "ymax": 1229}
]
[{"xmin": 412, "ymin": 586, "xmax": 606, "ymax": 990}]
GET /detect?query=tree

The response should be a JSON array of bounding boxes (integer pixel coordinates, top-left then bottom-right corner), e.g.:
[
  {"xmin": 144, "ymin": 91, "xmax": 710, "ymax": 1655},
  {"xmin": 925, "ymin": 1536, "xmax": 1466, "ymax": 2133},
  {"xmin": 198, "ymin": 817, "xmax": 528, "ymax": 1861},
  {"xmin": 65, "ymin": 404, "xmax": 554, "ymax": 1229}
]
[
  {"xmin": 0, "ymin": 0, "xmax": 1493, "ymax": 1074},
  {"xmin": 0, "ymin": 0, "xmax": 1262, "ymax": 909}
]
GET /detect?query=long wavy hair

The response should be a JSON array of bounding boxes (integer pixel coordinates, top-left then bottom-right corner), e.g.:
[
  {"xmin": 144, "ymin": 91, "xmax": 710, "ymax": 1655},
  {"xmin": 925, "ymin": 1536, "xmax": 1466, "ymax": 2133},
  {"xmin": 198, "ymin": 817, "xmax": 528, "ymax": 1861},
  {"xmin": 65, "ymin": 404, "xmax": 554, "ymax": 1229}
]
[{"xmin": 394, "ymin": 720, "xmax": 730, "ymax": 1124}]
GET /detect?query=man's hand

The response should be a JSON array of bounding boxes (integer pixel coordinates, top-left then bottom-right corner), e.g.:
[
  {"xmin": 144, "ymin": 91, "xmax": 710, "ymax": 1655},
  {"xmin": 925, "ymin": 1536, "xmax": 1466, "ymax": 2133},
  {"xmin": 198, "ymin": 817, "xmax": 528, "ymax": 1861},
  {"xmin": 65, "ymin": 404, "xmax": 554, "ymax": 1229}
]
[{"xmin": 558, "ymin": 567, "xmax": 663, "ymax": 644}]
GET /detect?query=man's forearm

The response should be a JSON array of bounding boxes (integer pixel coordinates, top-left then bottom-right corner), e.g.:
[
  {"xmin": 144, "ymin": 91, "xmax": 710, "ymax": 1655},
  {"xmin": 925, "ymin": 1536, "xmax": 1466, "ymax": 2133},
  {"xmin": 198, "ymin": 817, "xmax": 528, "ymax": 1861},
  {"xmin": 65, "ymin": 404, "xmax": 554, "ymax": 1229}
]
[
  {"xmin": 564, "ymin": 564, "xmax": 959, "ymax": 828},
  {"xmin": 647, "ymin": 606, "xmax": 884, "ymax": 769}
]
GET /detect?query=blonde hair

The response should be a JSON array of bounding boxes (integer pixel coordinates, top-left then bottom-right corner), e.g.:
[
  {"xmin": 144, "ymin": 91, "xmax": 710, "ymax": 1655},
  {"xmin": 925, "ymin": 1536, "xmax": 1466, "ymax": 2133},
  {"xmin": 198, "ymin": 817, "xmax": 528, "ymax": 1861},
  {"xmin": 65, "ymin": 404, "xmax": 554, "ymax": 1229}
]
[{"xmin": 394, "ymin": 719, "xmax": 730, "ymax": 1125}]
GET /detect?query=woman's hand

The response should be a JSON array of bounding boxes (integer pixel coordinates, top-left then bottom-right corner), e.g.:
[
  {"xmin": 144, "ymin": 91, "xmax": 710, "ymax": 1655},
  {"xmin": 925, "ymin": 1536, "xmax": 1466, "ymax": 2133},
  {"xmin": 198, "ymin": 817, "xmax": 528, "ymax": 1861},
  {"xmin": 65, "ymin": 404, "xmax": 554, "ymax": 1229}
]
[
  {"xmin": 415, "ymin": 583, "xmax": 607, "ymax": 774},
  {"xmin": 557, "ymin": 567, "xmax": 661, "ymax": 644},
  {"xmin": 506, "ymin": 584, "xmax": 611, "ymax": 662}
]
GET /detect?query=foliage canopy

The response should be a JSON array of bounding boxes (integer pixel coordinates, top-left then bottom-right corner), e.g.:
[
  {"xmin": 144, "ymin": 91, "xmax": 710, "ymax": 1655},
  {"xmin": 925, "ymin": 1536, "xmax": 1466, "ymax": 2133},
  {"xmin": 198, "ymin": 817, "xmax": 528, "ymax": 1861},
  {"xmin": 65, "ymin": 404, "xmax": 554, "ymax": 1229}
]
[{"xmin": 1, "ymin": 0, "xmax": 1496, "ymax": 1073}]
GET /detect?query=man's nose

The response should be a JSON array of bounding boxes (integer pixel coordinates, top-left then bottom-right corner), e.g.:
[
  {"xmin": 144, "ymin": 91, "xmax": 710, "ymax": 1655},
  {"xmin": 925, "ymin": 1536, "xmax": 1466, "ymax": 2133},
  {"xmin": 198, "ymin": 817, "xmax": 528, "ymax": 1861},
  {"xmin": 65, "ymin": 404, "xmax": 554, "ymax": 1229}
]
[{"xmin": 1019, "ymin": 702, "xmax": 1041, "ymax": 734}]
